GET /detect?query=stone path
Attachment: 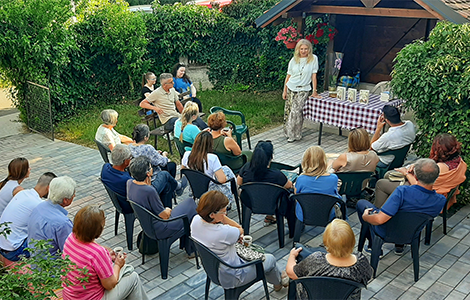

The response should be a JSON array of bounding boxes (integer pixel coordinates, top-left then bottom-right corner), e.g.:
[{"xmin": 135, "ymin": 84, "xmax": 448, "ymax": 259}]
[{"xmin": 1, "ymin": 122, "xmax": 470, "ymax": 300}]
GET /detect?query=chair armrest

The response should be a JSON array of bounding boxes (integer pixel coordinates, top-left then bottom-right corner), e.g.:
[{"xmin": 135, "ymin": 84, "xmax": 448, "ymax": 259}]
[
  {"xmin": 218, "ymin": 256, "xmax": 265, "ymax": 269},
  {"xmin": 270, "ymin": 162, "xmax": 302, "ymax": 175}
]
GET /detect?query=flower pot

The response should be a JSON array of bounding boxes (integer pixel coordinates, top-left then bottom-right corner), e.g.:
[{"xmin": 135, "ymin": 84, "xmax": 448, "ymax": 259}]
[{"xmin": 285, "ymin": 41, "xmax": 297, "ymax": 49}]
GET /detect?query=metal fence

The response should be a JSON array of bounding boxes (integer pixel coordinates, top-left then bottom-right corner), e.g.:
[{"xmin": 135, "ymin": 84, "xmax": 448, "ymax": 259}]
[{"xmin": 25, "ymin": 81, "xmax": 54, "ymax": 141}]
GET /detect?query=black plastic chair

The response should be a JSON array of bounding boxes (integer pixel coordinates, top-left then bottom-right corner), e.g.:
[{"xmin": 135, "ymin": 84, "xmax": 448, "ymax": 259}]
[
  {"xmin": 189, "ymin": 237, "xmax": 269, "ymax": 300},
  {"xmin": 290, "ymin": 193, "xmax": 346, "ymax": 246},
  {"xmin": 94, "ymin": 139, "xmax": 111, "ymax": 163},
  {"xmin": 357, "ymin": 211, "xmax": 433, "ymax": 281},
  {"xmin": 375, "ymin": 144, "xmax": 411, "ymax": 179},
  {"xmin": 214, "ymin": 152, "xmax": 247, "ymax": 175},
  {"xmin": 100, "ymin": 178, "xmax": 135, "ymax": 250},
  {"xmin": 425, "ymin": 186, "xmax": 458, "ymax": 245},
  {"xmin": 287, "ymin": 276, "xmax": 366, "ymax": 300},
  {"xmin": 337, "ymin": 172, "xmax": 374, "ymax": 199},
  {"xmin": 181, "ymin": 169, "xmax": 242, "ymax": 224},
  {"xmin": 173, "ymin": 137, "xmax": 186, "ymax": 159},
  {"xmin": 210, "ymin": 106, "xmax": 251, "ymax": 150},
  {"xmin": 239, "ymin": 182, "xmax": 290, "ymax": 248},
  {"xmin": 128, "ymin": 200, "xmax": 199, "ymax": 279}
]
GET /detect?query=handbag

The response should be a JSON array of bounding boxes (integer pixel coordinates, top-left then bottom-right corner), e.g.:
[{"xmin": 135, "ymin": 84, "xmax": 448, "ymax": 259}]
[
  {"xmin": 388, "ymin": 171, "xmax": 406, "ymax": 185},
  {"xmin": 294, "ymin": 242, "xmax": 326, "ymax": 263},
  {"xmin": 235, "ymin": 242, "xmax": 265, "ymax": 262}
]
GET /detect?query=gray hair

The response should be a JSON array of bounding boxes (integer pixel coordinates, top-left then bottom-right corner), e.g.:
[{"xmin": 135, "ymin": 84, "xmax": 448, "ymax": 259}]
[
  {"xmin": 49, "ymin": 176, "xmax": 76, "ymax": 205},
  {"xmin": 37, "ymin": 172, "xmax": 57, "ymax": 187},
  {"xmin": 100, "ymin": 109, "xmax": 119, "ymax": 126},
  {"xmin": 129, "ymin": 156, "xmax": 151, "ymax": 181},
  {"xmin": 159, "ymin": 73, "xmax": 173, "ymax": 84},
  {"xmin": 132, "ymin": 124, "xmax": 150, "ymax": 143},
  {"xmin": 414, "ymin": 158, "xmax": 440, "ymax": 185},
  {"xmin": 111, "ymin": 144, "xmax": 132, "ymax": 166}
]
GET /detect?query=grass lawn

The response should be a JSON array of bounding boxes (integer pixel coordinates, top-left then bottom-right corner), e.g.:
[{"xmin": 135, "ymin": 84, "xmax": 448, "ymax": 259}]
[{"xmin": 55, "ymin": 90, "xmax": 285, "ymax": 162}]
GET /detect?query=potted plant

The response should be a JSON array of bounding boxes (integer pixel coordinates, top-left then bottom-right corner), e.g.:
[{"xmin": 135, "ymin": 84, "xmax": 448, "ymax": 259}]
[
  {"xmin": 275, "ymin": 26, "xmax": 301, "ymax": 49},
  {"xmin": 304, "ymin": 22, "xmax": 338, "ymax": 45}
]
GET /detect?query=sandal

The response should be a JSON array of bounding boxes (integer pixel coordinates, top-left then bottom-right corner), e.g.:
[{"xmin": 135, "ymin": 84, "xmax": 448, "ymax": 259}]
[{"xmin": 264, "ymin": 216, "xmax": 277, "ymax": 225}]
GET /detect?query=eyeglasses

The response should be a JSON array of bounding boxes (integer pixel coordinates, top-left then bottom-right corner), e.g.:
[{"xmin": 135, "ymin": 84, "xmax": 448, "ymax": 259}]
[{"xmin": 149, "ymin": 78, "xmax": 157, "ymax": 81}]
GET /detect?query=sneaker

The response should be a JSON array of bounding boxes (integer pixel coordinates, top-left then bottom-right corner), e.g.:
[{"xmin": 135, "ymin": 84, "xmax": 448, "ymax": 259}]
[
  {"xmin": 274, "ymin": 271, "xmax": 289, "ymax": 291},
  {"xmin": 175, "ymin": 176, "xmax": 188, "ymax": 196},
  {"xmin": 264, "ymin": 215, "xmax": 277, "ymax": 225},
  {"xmin": 394, "ymin": 245, "xmax": 405, "ymax": 255},
  {"xmin": 364, "ymin": 245, "xmax": 383, "ymax": 258}
]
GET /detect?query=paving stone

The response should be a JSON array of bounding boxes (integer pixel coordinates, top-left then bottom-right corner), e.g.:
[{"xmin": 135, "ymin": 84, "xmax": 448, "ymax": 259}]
[
  {"xmin": 413, "ymin": 264, "xmax": 447, "ymax": 290},
  {"xmin": 449, "ymin": 243, "xmax": 470, "ymax": 257},
  {"xmin": 373, "ymin": 283, "xmax": 406, "ymax": 300},
  {"xmin": 418, "ymin": 281, "xmax": 453, "ymax": 300},
  {"xmin": 397, "ymin": 286, "xmax": 424, "ymax": 300},
  {"xmin": 438, "ymin": 261, "xmax": 470, "ymax": 287},
  {"xmin": 445, "ymin": 290, "xmax": 467, "ymax": 300},
  {"xmin": 455, "ymin": 272, "xmax": 470, "ymax": 294},
  {"xmin": 437, "ymin": 254, "xmax": 459, "ymax": 268},
  {"xmin": 428, "ymin": 235, "xmax": 461, "ymax": 257},
  {"xmin": 367, "ymin": 271, "xmax": 396, "ymax": 293}
]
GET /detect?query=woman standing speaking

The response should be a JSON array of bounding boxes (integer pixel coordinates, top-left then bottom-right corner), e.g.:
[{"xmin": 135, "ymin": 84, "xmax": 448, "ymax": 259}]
[{"xmin": 282, "ymin": 39, "xmax": 320, "ymax": 143}]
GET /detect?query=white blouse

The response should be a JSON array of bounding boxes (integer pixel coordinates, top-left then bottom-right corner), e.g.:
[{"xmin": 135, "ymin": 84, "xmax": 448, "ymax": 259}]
[{"xmin": 286, "ymin": 56, "xmax": 319, "ymax": 92}]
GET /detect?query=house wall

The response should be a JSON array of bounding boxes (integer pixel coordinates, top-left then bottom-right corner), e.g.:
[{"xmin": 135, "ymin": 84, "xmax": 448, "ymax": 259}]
[{"xmin": 333, "ymin": 15, "xmax": 436, "ymax": 83}]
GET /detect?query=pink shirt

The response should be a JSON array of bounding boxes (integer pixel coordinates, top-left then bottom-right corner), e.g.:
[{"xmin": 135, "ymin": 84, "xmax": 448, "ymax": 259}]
[{"xmin": 62, "ymin": 233, "xmax": 114, "ymax": 300}]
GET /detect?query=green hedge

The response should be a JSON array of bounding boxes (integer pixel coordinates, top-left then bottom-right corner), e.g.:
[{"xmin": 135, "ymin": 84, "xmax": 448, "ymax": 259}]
[
  {"xmin": 0, "ymin": 0, "xmax": 330, "ymax": 123},
  {"xmin": 392, "ymin": 21, "xmax": 470, "ymax": 203}
]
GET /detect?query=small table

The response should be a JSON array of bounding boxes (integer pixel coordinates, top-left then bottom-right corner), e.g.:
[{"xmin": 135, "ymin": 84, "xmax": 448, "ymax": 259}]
[{"xmin": 303, "ymin": 91, "xmax": 404, "ymax": 145}]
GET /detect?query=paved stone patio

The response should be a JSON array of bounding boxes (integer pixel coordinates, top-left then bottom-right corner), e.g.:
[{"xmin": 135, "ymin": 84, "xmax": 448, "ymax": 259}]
[{"xmin": 1, "ymin": 121, "xmax": 470, "ymax": 300}]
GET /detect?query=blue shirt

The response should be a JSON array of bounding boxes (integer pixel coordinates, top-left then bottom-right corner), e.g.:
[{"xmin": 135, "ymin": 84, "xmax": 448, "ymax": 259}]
[
  {"xmin": 27, "ymin": 200, "xmax": 73, "ymax": 256},
  {"xmin": 381, "ymin": 185, "xmax": 446, "ymax": 218},
  {"xmin": 295, "ymin": 174, "xmax": 341, "ymax": 222},
  {"xmin": 173, "ymin": 77, "xmax": 192, "ymax": 97},
  {"xmin": 174, "ymin": 119, "xmax": 200, "ymax": 151},
  {"xmin": 101, "ymin": 163, "xmax": 132, "ymax": 197}
]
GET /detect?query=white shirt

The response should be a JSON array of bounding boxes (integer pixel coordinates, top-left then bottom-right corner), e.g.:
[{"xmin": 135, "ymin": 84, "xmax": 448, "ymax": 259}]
[
  {"xmin": 0, "ymin": 180, "xmax": 19, "ymax": 217},
  {"xmin": 286, "ymin": 56, "xmax": 319, "ymax": 92},
  {"xmin": 372, "ymin": 121, "xmax": 416, "ymax": 165},
  {"xmin": 95, "ymin": 125, "xmax": 121, "ymax": 149},
  {"xmin": 0, "ymin": 189, "xmax": 43, "ymax": 251},
  {"xmin": 191, "ymin": 215, "xmax": 249, "ymax": 289},
  {"xmin": 181, "ymin": 152, "xmax": 222, "ymax": 178}
]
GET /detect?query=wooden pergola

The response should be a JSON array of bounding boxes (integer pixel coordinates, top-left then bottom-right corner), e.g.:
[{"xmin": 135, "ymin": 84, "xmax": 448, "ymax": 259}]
[{"xmin": 256, "ymin": 0, "xmax": 469, "ymax": 84}]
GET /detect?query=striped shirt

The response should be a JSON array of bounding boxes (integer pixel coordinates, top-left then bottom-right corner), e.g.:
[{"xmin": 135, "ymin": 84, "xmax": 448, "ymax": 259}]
[{"xmin": 62, "ymin": 233, "xmax": 113, "ymax": 300}]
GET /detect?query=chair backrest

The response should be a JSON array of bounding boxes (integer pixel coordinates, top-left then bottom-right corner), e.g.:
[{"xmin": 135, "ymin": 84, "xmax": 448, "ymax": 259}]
[
  {"xmin": 173, "ymin": 137, "xmax": 186, "ymax": 159},
  {"xmin": 210, "ymin": 106, "xmax": 246, "ymax": 125},
  {"xmin": 189, "ymin": 236, "xmax": 223, "ymax": 286},
  {"xmin": 181, "ymin": 169, "xmax": 213, "ymax": 199},
  {"xmin": 214, "ymin": 152, "xmax": 247, "ymax": 173},
  {"xmin": 94, "ymin": 139, "xmax": 110, "ymax": 164},
  {"xmin": 239, "ymin": 182, "xmax": 289, "ymax": 215},
  {"xmin": 100, "ymin": 178, "xmax": 133, "ymax": 214},
  {"xmin": 292, "ymin": 276, "xmax": 366, "ymax": 300},
  {"xmin": 128, "ymin": 200, "xmax": 160, "ymax": 240},
  {"xmin": 380, "ymin": 211, "xmax": 434, "ymax": 244},
  {"xmin": 336, "ymin": 172, "xmax": 374, "ymax": 197},
  {"xmin": 379, "ymin": 144, "xmax": 411, "ymax": 171},
  {"xmin": 290, "ymin": 193, "xmax": 340, "ymax": 226}
]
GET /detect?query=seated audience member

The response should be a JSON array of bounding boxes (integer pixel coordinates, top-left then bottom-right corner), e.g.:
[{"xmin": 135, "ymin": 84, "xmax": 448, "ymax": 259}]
[
  {"xmin": 139, "ymin": 73, "xmax": 207, "ymax": 131},
  {"xmin": 375, "ymin": 133, "xmax": 467, "ymax": 208},
  {"xmin": 174, "ymin": 101, "xmax": 201, "ymax": 151},
  {"xmin": 27, "ymin": 176, "xmax": 76, "ymax": 257},
  {"xmin": 172, "ymin": 62, "xmax": 203, "ymax": 113},
  {"xmin": 181, "ymin": 131, "xmax": 236, "ymax": 206},
  {"xmin": 237, "ymin": 141, "xmax": 292, "ymax": 225},
  {"xmin": 101, "ymin": 144, "xmax": 182, "ymax": 209},
  {"xmin": 208, "ymin": 111, "xmax": 252, "ymax": 168},
  {"xmin": 370, "ymin": 105, "xmax": 416, "ymax": 168},
  {"xmin": 191, "ymin": 190, "xmax": 289, "ymax": 291},
  {"xmin": 127, "ymin": 156, "xmax": 197, "ymax": 257},
  {"xmin": 63, "ymin": 205, "xmax": 148, "ymax": 300},
  {"xmin": 95, "ymin": 109, "xmax": 133, "ymax": 151},
  {"xmin": 332, "ymin": 128, "xmax": 379, "ymax": 173},
  {"xmin": 286, "ymin": 219, "xmax": 372, "ymax": 300},
  {"xmin": 295, "ymin": 146, "xmax": 343, "ymax": 222},
  {"xmin": 0, "ymin": 157, "xmax": 30, "ymax": 217},
  {"xmin": 141, "ymin": 72, "xmax": 156, "ymax": 100},
  {"xmin": 357, "ymin": 158, "xmax": 446, "ymax": 254},
  {"xmin": 0, "ymin": 172, "xmax": 56, "ymax": 261}
]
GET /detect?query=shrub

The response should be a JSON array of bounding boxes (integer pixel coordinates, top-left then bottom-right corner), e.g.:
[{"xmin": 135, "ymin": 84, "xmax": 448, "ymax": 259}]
[{"xmin": 391, "ymin": 21, "xmax": 470, "ymax": 203}]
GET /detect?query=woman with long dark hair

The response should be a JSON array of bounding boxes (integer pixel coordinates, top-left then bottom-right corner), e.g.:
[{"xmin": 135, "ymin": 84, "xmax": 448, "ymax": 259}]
[
  {"xmin": 237, "ymin": 141, "xmax": 292, "ymax": 224},
  {"xmin": 181, "ymin": 131, "xmax": 236, "ymax": 205},
  {"xmin": 0, "ymin": 157, "xmax": 30, "ymax": 216},
  {"xmin": 171, "ymin": 63, "xmax": 203, "ymax": 112}
]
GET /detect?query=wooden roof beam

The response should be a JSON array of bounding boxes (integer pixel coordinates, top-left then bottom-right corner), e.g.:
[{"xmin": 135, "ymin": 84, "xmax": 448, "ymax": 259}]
[
  {"xmin": 260, "ymin": 0, "xmax": 303, "ymax": 28},
  {"xmin": 413, "ymin": 0, "xmax": 446, "ymax": 20},
  {"xmin": 308, "ymin": 5, "xmax": 438, "ymax": 19}
]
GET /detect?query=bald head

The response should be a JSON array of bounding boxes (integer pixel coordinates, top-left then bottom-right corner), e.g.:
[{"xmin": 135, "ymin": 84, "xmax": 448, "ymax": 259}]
[{"xmin": 414, "ymin": 158, "xmax": 440, "ymax": 185}]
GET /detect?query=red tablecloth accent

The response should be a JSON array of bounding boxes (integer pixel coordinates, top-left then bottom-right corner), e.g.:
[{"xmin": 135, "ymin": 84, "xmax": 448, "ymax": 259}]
[{"xmin": 303, "ymin": 91, "xmax": 404, "ymax": 134}]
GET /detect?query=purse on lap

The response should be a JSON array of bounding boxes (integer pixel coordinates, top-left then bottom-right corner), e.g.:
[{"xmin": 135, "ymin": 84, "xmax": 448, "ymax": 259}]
[{"xmin": 235, "ymin": 243, "xmax": 266, "ymax": 262}]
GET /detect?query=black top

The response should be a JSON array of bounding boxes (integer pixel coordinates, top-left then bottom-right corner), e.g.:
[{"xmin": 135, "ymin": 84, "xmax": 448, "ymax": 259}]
[
  {"xmin": 239, "ymin": 162, "xmax": 288, "ymax": 187},
  {"xmin": 141, "ymin": 86, "xmax": 153, "ymax": 100}
]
